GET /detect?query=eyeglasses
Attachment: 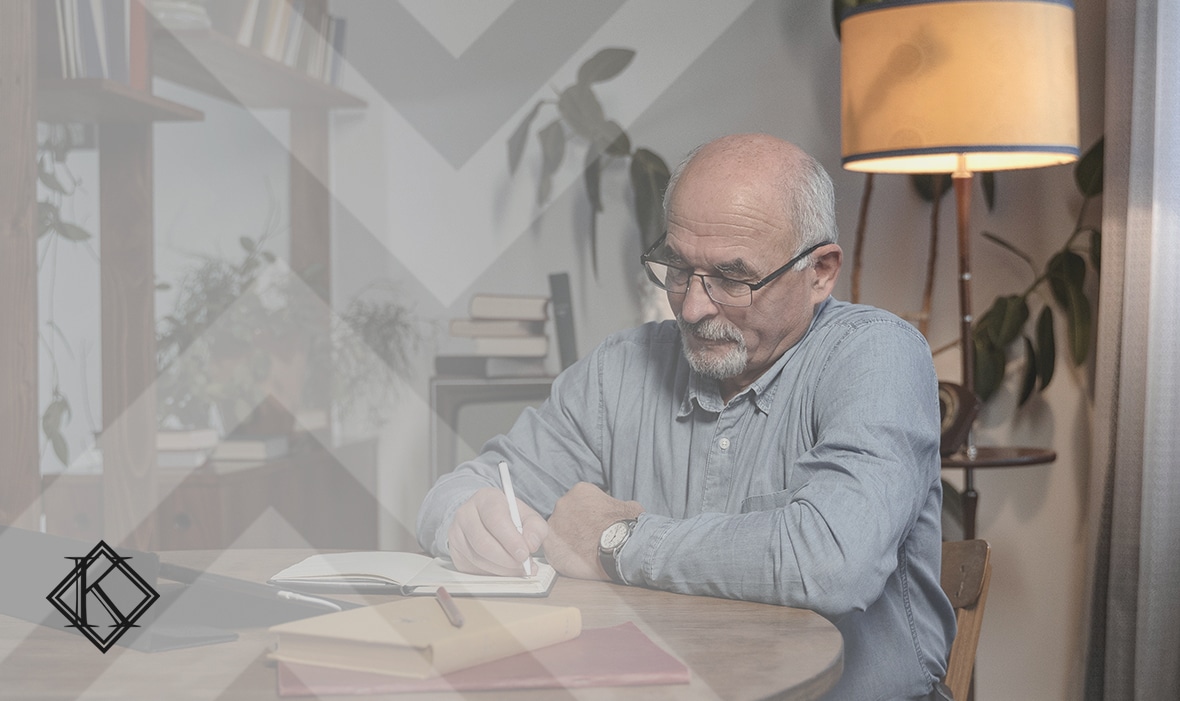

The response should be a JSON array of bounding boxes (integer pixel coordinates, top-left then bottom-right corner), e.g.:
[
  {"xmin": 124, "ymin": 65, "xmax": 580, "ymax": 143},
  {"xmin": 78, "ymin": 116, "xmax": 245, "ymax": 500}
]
[{"xmin": 640, "ymin": 234, "xmax": 831, "ymax": 308}]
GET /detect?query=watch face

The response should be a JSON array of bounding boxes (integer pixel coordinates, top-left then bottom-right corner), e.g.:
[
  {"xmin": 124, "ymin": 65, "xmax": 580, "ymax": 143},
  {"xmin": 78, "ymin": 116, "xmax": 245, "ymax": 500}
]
[{"xmin": 600, "ymin": 521, "xmax": 631, "ymax": 549}]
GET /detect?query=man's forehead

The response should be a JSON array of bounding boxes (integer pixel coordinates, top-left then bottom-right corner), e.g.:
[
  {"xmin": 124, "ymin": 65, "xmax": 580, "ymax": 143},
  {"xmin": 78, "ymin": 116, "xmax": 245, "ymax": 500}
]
[{"xmin": 663, "ymin": 233, "xmax": 763, "ymax": 275}]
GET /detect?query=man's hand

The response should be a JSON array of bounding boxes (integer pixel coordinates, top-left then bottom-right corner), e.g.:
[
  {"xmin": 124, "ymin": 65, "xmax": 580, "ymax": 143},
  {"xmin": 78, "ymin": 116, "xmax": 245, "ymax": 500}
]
[
  {"xmin": 544, "ymin": 482, "xmax": 644, "ymax": 581},
  {"xmin": 447, "ymin": 487, "xmax": 548, "ymax": 576}
]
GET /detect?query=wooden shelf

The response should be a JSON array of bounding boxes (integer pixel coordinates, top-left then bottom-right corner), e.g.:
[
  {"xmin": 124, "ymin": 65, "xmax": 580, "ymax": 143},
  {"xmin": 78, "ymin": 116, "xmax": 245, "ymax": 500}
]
[
  {"xmin": 152, "ymin": 28, "xmax": 365, "ymax": 109},
  {"xmin": 37, "ymin": 79, "xmax": 203, "ymax": 123},
  {"xmin": 941, "ymin": 446, "xmax": 1057, "ymax": 469}
]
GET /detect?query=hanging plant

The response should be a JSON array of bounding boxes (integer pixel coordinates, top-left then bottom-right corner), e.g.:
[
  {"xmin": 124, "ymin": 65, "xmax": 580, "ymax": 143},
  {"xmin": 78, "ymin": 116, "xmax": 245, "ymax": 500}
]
[
  {"xmin": 37, "ymin": 125, "xmax": 97, "ymax": 467},
  {"xmin": 971, "ymin": 137, "xmax": 1104, "ymax": 404},
  {"xmin": 507, "ymin": 48, "xmax": 670, "ymax": 276}
]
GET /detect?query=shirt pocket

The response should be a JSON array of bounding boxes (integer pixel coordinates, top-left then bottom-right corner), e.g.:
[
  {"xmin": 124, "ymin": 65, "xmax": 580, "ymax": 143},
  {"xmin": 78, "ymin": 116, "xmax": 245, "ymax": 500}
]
[{"xmin": 741, "ymin": 488, "xmax": 792, "ymax": 513}]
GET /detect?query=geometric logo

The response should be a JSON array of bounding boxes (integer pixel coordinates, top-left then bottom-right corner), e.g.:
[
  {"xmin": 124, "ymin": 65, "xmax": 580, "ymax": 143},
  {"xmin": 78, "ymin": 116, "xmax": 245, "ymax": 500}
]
[{"xmin": 45, "ymin": 540, "xmax": 160, "ymax": 653}]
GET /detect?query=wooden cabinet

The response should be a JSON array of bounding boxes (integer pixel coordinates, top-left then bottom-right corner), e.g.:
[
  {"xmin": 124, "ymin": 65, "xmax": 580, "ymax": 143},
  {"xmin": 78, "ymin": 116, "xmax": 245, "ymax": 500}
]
[
  {"xmin": 1, "ymin": 1, "xmax": 372, "ymax": 550},
  {"xmin": 41, "ymin": 438, "xmax": 378, "ymax": 550}
]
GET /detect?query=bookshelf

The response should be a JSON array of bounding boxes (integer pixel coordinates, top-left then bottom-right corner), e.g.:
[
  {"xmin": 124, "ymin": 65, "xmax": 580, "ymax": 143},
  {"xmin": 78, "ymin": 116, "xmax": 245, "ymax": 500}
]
[{"xmin": 0, "ymin": 0, "xmax": 371, "ymax": 550}]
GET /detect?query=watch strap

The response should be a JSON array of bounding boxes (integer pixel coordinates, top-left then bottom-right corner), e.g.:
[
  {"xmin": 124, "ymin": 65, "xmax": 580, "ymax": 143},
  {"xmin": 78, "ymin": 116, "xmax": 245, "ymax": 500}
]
[{"xmin": 598, "ymin": 519, "xmax": 636, "ymax": 584}]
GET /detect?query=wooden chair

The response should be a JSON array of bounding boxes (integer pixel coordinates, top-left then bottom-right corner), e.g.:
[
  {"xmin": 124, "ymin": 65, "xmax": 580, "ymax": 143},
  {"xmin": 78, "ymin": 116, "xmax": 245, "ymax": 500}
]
[{"xmin": 940, "ymin": 539, "xmax": 992, "ymax": 701}]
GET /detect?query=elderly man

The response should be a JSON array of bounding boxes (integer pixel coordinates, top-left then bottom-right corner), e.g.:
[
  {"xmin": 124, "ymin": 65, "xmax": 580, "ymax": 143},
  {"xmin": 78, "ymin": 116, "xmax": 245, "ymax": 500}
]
[{"xmin": 418, "ymin": 134, "xmax": 955, "ymax": 700}]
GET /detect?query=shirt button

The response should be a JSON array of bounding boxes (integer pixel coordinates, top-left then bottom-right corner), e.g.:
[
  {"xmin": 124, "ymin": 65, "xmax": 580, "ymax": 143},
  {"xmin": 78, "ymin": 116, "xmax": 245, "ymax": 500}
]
[{"xmin": 718, "ymin": 437, "xmax": 730, "ymax": 450}]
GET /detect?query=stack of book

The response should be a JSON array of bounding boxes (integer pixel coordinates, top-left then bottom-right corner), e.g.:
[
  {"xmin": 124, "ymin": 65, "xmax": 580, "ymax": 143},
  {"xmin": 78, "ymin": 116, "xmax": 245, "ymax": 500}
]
[
  {"xmin": 434, "ymin": 273, "xmax": 577, "ymax": 379},
  {"xmin": 208, "ymin": 0, "xmax": 346, "ymax": 84},
  {"xmin": 156, "ymin": 428, "xmax": 219, "ymax": 469},
  {"xmin": 435, "ymin": 293, "xmax": 552, "ymax": 379},
  {"xmin": 36, "ymin": 0, "xmax": 150, "ymax": 87},
  {"xmin": 156, "ymin": 430, "xmax": 289, "ymax": 469}
]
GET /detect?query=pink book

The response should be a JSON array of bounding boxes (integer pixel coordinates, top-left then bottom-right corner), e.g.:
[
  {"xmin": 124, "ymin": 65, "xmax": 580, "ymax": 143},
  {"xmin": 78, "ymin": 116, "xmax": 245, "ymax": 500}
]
[{"xmin": 276, "ymin": 622, "xmax": 690, "ymax": 696}]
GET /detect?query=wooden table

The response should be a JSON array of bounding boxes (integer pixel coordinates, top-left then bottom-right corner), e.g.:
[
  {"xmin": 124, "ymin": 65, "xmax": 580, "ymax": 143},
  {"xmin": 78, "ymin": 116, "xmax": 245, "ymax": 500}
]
[{"xmin": 0, "ymin": 549, "xmax": 843, "ymax": 700}]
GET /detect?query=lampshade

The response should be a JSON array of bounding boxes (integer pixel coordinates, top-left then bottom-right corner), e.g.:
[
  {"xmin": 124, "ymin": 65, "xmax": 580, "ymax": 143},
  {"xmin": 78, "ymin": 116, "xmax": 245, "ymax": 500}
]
[{"xmin": 840, "ymin": 0, "xmax": 1080, "ymax": 174}]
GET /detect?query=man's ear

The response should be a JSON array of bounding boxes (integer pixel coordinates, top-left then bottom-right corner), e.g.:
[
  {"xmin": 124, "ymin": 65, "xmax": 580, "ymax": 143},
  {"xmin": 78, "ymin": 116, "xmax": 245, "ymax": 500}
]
[{"xmin": 811, "ymin": 244, "xmax": 843, "ymax": 299}]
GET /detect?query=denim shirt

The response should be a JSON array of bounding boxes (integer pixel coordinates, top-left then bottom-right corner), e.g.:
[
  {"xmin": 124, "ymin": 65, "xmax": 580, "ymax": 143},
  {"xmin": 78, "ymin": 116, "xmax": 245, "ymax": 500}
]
[{"xmin": 418, "ymin": 298, "xmax": 956, "ymax": 700}]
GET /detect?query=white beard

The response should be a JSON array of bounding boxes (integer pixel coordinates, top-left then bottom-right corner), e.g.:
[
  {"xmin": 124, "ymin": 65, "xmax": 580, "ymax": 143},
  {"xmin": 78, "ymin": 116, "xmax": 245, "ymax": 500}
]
[{"xmin": 676, "ymin": 317, "xmax": 748, "ymax": 380}]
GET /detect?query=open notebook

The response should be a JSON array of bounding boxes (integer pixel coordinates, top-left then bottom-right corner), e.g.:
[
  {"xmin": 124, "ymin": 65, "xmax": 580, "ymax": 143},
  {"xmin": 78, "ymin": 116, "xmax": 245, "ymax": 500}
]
[{"xmin": 268, "ymin": 552, "xmax": 557, "ymax": 597}]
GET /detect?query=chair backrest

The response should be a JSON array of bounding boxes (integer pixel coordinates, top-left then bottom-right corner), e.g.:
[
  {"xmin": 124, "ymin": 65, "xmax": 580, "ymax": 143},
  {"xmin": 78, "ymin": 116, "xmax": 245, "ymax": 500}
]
[{"xmin": 940, "ymin": 539, "xmax": 992, "ymax": 701}]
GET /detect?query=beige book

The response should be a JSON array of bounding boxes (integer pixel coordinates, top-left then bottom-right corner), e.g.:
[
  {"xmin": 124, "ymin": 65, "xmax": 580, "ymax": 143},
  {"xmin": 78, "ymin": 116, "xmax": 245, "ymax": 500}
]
[{"xmin": 269, "ymin": 597, "xmax": 582, "ymax": 678}]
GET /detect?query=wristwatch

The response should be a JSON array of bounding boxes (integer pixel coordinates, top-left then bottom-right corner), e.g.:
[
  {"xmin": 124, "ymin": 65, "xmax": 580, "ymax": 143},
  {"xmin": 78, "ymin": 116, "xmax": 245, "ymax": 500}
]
[{"xmin": 598, "ymin": 518, "xmax": 637, "ymax": 584}]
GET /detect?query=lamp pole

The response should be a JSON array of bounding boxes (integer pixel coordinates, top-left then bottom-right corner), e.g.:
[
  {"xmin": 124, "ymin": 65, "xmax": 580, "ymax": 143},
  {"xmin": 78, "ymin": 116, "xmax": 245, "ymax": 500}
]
[{"xmin": 953, "ymin": 155, "xmax": 979, "ymax": 540}]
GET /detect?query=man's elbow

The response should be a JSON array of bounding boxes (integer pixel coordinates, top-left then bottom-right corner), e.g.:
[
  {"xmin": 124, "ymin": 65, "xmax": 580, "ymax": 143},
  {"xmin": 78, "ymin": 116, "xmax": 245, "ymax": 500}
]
[{"xmin": 788, "ymin": 561, "xmax": 888, "ymax": 618}]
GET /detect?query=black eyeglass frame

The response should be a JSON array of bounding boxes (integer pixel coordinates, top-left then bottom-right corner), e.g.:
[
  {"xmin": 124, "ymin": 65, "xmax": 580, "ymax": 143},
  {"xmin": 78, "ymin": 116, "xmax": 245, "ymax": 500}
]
[{"xmin": 639, "ymin": 234, "xmax": 833, "ymax": 307}]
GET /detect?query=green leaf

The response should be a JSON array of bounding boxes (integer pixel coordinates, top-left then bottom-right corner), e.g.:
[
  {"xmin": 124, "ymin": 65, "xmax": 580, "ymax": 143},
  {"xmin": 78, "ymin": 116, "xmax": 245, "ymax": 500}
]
[
  {"xmin": 910, "ymin": 173, "xmax": 951, "ymax": 203},
  {"xmin": 156, "ymin": 281, "xmax": 172, "ymax": 291},
  {"xmin": 42, "ymin": 396, "xmax": 69, "ymax": 433},
  {"xmin": 38, "ymin": 159, "xmax": 69, "ymax": 194},
  {"xmin": 973, "ymin": 300, "xmax": 1002, "ymax": 345},
  {"xmin": 37, "ymin": 201, "xmax": 59, "ymax": 238},
  {"xmin": 1047, "ymin": 250, "xmax": 1086, "ymax": 310},
  {"xmin": 630, "ymin": 148, "xmax": 671, "ymax": 252},
  {"xmin": 982, "ymin": 231, "xmax": 1034, "ymax": 268},
  {"xmin": 1018, "ymin": 336, "xmax": 1037, "ymax": 406},
  {"xmin": 537, "ymin": 119, "xmax": 566, "ymax": 204},
  {"xmin": 239, "ymin": 236, "xmax": 257, "ymax": 253},
  {"xmin": 977, "ymin": 295, "xmax": 1026, "ymax": 348},
  {"xmin": 558, "ymin": 84, "xmax": 607, "ymax": 141},
  {"xmin": 507, "ymin": 101, "xmax": 544, "ymax": 174},
  {"xmin": 1065, "ymin": 284, "xmax": 1092, "ymax": 365},
  {"xmin": 973, "ymin": 333, "xmax": 1006, "ymax": 402},
  {"xmin": 50, "ymin": 432, "xmax": 69, "ymax": 466},
  {"xmin": 42, "ymin": 394, "xmax": 72, "ymax": 465},
  {"xmin": 576, "ymin": 48, "xmax": 635, "ymax": 85},
  {"xmin": 262, "ymin": 251, "xmax": 277, "ymax": 264},
  {"xmin": 981, "ymin": 172, "xmax": 996, "ymax": 211},
  {"xmin": 583, "ymin": 150, "xmax": 602, "ymax": 213},
  {"xmin": 1035, "ymin": 306, "xmax": 1056, "ymax": 389},
  {"xmin": 994, "ymin": 295, "xmax": 1030, "ymax": 347},
  {"xmin": 1075, "ymin": 136, "xmax": 1104, "ymax": 197},
  {"xmin": 56, "ymin": 220, "xmax": 92, "ymax": 242},
  {"xmin": 601, "ymin": 120, "xmax": 631, "ymax": 156}
]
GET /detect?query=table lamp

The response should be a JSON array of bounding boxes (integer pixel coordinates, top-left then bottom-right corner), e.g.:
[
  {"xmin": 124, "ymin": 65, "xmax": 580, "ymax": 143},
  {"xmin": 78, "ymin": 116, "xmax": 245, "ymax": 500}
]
[{"xmin": 839, "ymin": 0, "xmax": 1080, "ymax": 538}]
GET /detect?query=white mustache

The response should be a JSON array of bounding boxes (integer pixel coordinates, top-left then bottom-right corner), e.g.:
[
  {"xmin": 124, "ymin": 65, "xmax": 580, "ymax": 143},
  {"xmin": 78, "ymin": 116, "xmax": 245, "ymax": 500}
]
[{"xmin": 678, "ymin": 318, "xmax": 743, "ymax": 343}]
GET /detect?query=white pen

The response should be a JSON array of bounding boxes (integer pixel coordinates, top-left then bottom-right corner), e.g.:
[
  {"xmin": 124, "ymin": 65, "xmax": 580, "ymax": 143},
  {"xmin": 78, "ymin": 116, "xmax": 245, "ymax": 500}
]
[
  {"xmin": 276, "ymin": 589, "xmax": 342, "ymax": 612},
  {"xmin": 498, "ymin": 460, "xmax": 533, "ymax": 577}
]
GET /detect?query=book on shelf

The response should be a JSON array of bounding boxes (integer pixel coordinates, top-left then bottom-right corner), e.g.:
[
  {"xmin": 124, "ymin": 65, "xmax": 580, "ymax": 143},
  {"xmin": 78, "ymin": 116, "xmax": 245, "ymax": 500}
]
[
  {"xmin": 469, "ymin": 335, "xmax": 549, "ymax": 358},
  {"xmin": 156, "ymin": 448, "xmax": 213, "ymax": 470},
  {"xmin": 230, "ymin": 0, "xmax": 261, "ymax": 46},
  {"xmin": 469, "ymin": 294, "xmax": 549, "ymax": 322},
  {"xmin": 268, "ymin": 552, "xmax": 557, "ymax": 597},
  {"xmin": 102, "ymin": 0, "xmax": 128, "ymax": 84},
  {"xmin": 36, "ymin": 0, "xmax": 144, "ymax": 86},
  {"xmin": 75, "ymin": 0, "xmax": 107, "ymax": 80},
  {"xmin": 212, "ymin": 435, "xmax": 289, "ymax": 461},
  {"xmin": 126, "ymin": 0, "xmax": 148, "ymax": 89},
  {"xmin": 157, "ymin": 428, "xmax": 220, "ymax": 451},
  {"xmin": 281, "ymin": 0, "xmax": 305, "ymax": 67},
  {"xmin": 36, "ymin": 0, "xmax": 65, "ymax": 79},
  {"xmin": 448, "ymin": 318, "xmax": 546, "ymax": 338},
  {"xmin": 210, "ymin": 0, "xmax": 342, "ymax": 81},
  {"xmin": 262, "ymin": 0, "xmax": 295, "ymax": 61},
  {"xmin": 268, "ymin": 596, "xmax": 582, "ymax": 679},
  {"xmin": 325, "ymin": 14, "xmax": 345, "ymax": 84},
  {"xmin": 433, "ymin": 355, "xmax": 550, "ymax": 379},
  {"xmin": 275, "ymin": 621, "xmax": 690, "ymax": 696}
]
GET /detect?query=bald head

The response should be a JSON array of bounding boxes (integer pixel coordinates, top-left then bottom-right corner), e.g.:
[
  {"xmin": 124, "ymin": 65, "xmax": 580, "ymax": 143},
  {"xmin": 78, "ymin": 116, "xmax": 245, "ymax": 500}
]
[{"xmin": 663, "ymin": 134, "xmax": 837, "ymax": 259}]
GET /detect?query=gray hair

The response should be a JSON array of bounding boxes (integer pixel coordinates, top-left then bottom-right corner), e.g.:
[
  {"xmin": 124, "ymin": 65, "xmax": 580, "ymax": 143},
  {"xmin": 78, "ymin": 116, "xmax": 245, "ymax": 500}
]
[{"xmin": 662, "ymin": 142, "xmax": 838, "ymax": 270}]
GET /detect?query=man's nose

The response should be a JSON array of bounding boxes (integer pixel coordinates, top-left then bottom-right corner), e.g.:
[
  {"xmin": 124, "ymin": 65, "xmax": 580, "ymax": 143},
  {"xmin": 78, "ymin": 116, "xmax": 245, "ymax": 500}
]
[{"xmin": 679, "ymin": 275, "xmax": 720, "ymax": 323}]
